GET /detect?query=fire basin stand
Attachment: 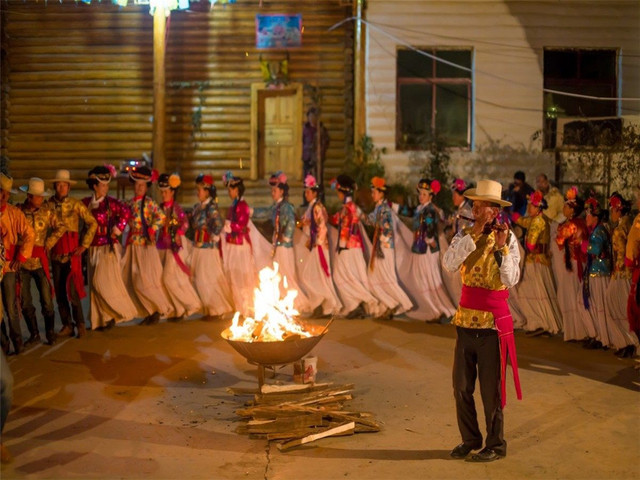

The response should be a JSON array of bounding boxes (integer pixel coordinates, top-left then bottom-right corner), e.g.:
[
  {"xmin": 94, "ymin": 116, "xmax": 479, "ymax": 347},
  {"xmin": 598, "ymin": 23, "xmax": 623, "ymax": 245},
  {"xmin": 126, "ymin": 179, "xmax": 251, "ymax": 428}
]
[{"xmin": 221, "ymin": 321, "xmax": 331, "ymax": 387}]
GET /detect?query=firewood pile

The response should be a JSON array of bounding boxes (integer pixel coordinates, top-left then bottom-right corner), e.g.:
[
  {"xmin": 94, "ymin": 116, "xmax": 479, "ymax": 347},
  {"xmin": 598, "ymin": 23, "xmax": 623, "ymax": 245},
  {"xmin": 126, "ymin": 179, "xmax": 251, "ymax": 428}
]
[{"xmin": 228, "ymin": 382, "xmax": 380, "ymax": 451}]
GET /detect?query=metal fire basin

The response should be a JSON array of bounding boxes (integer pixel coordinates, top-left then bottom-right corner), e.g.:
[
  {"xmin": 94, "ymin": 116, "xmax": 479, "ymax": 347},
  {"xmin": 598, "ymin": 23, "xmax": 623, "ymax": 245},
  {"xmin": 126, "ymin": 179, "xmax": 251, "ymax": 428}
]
[{"xmin": 221, "ymin": 323, "xmax": 329, "ymax": 386}]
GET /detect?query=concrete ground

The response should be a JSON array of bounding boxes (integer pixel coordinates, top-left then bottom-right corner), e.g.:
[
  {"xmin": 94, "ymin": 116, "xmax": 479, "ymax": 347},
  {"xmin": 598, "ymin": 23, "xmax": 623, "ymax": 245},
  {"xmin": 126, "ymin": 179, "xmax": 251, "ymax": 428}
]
[{"xmin": 1, "ymin": 314, "xmax": 639, "ymax": 480}]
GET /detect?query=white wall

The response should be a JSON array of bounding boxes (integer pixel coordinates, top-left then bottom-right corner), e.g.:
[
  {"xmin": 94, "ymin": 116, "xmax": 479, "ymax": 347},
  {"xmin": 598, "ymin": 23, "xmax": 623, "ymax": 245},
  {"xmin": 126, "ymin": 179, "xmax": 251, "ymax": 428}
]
[{"xmin": 365, "ymin": 0, "xmax": 640, "ymax": 187}]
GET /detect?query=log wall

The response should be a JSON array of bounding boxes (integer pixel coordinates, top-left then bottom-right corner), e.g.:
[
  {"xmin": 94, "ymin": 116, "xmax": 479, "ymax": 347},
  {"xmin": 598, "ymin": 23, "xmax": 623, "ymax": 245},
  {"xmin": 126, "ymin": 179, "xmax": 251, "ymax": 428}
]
[{"xmin": 1, "ymin": 0, "xmax": 353, "ymax": 204}]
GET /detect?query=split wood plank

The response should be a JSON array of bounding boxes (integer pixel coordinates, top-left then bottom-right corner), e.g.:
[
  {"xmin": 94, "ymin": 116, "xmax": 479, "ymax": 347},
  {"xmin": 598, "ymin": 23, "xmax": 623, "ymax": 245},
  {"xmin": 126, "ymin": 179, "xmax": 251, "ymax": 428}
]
[{"xmin": 277, "ymin": 422, "xmax": 356, "ymax": 452}]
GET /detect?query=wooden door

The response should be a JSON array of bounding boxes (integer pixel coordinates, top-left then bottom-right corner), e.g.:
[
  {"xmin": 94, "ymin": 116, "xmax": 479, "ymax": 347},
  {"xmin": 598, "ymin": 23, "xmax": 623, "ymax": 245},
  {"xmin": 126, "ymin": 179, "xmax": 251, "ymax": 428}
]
[{"xmin": 251, "ymin": 83, "xmax": 303, "ymax": 181}]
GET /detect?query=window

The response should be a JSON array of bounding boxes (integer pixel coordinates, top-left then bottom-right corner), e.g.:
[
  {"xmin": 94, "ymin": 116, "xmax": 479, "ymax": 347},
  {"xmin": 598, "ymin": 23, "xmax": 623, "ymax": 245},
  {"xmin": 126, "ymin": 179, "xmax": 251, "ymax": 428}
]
[
  {"xmin": 396, "ymin": 47, "xmax": 472, "ymax": 150},
  {"xmin": 543, "ymin": 48, "xmax": 618, "ymax": 148}
]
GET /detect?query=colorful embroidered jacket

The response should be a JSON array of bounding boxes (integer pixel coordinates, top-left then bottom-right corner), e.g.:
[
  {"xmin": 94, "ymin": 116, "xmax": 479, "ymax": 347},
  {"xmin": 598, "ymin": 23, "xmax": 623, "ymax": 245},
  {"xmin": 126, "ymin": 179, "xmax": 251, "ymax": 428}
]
[
  {"xmin": 226, "ymin": 198, "xmax": 251, "ymax": 245},
  {"xmin": 516, "ymin": 213, "xmax": 551, "ymax": 265},
  {"xmin": 46, "ymin": 195, "xmax": 97, "ymax": 261},
  {"xmin": 611, "ymin": 215, "xmax": 632, "ymax": 280},
  {"xmin": 190, "ymin": 197, "xmax": 223, "ymax": 249},
  {"xmin": 1, "ymin": 203, "xmax": 35, "ymax": 273},
  {"xmin": 270, "ymin": 199, "xmax": 296, "ymax": 249},
  {"xmin": 82, "ymin": 195, "xmax": 131, "ymax": 247},
  {"xmin": 302, "ymin": 199, "xmax": 329, "ymax": 249},
  {"xmin": 126, "ymin": 195, "xmax": 165, "ymax": 246},
  {"xmin": 157, "ymin": 200, "xmax": 188, "ymax": 251},
  {"xmin": 331, "ymin": 197, "xmax": 363, "ymax": 251},
  {"xmin": 556, "ymin": 217, "xmax": 588, "ymax": 278},
  {"xmin": 412, "ymin": 202, "xmax": 441, "ymax": 254},
  {"xmin": 444, "ymin": 228, "xmax": 521, "ymax": 329},
  {"xmin": 18, "ymin": 202, "xmax": 66, "ymax": 271},
  {"xmin": 365, "ymin": 200, "xmax": 394, "ymax": 250},
  {"xmin": 586, "ymin": 223, "xmax": 612, "ymax": 277}
]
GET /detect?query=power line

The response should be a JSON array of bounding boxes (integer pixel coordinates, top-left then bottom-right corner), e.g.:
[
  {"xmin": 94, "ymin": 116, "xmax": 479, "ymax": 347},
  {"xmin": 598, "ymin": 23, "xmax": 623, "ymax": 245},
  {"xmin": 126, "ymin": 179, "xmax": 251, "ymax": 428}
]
[{"xmin": 331, "ymin": 16, "xmax": 640, "ymax": 102}]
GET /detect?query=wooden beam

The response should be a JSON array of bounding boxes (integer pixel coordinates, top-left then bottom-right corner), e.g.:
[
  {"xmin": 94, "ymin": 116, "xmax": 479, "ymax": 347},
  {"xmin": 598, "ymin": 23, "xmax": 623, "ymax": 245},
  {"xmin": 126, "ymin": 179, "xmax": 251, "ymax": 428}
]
[{"xmin": 152, "ymin": 5, "xmax": 166, "ymax": 175}]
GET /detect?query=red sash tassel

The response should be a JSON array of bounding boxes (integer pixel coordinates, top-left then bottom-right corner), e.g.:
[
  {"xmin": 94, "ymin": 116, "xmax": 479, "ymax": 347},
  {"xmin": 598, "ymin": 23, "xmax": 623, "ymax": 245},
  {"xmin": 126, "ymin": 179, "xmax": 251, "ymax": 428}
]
[
  {"xmin": 317, "ymin": 246, "xmax": 330, "ymax": 278},
  {"xmin": 172, "ymin": 250, "xmax": 191, "ymax": 277},
  {"xmin": 460, "ymin": 285, "xmax": 522, "ymax": 408}
]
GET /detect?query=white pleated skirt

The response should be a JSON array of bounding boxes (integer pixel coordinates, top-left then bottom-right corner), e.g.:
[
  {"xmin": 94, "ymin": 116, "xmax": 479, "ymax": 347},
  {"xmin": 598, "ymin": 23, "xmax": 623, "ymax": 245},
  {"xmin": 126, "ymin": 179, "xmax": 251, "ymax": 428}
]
[
  {"xmin": 159, "ymin": 248, "xmax": 202, "ymax": 318},
  {"xmin": 121, "ymin": 244, "xmax": 172, "ymax": 318},
  {"xmin": 586, "ymin": 276, "xmax": 612, "ymax": 346},
  {"xmin": 88, "ymin": 244, "xmax": 138, "ymax": 328},
  {"xmin": 367, "ymin": 247, "xmax": 413, "ymax": 315},
  {"xmin": 517, "ymin": 262, "xmax": 563, "ymax": 334},
  {"xmin": 224, "ymin": 242, "xmax": 257, "ymax": 318},
  {"xmin": 555, "ymin": 259, "xmax": 597, "ymax": 341},
  {"xmin": 605, "ymin": 277, "xmax": 639, "ymax": 349},
  {"xmin": 191, "ymin": 247, "xmax": 234, "ymax": 317},
  {"xmin": 300, "ymin": 245, "xmax": 342, "ymax": 315},
  {"xmin": 404, "ymin": 250, "xmax": 456, "ymax": 321},
  {"xmin": 333, "ymin": 248, "xmax": 382, "ymax": 316},
  {"xmin": 273, "ymin": 246, "xmax": 311, "ymax": 313}
]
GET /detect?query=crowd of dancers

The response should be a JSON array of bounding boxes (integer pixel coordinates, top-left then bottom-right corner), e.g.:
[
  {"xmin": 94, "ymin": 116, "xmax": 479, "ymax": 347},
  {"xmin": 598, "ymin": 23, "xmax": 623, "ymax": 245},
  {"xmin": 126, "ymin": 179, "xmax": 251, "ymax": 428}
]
[{"xmin": 0, "ymin": 167, "xmax": 639, "ymax": 360}]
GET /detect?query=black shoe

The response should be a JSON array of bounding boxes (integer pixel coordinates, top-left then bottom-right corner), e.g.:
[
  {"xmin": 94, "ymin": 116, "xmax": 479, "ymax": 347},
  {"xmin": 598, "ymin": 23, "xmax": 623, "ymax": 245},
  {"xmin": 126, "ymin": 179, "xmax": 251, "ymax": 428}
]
[
  {"xmin": 526, "ymin": 327, "xmax": 545, "ymax": 337},
  {"xmin": 24, "ymin": 334, "xmax": 41, "ymax": 347},
  {"xmin": 346, "ymin": 303, "xmax": 366, "ymax": 319},
  {"xmin": 468, "ymin": 447, "xmax": 504, "ymax": 462},
  {"xmin": 46, "ymin": 331, "xmax": 57, "ymax": 346},
  {"xmin": 450, "ymin": 443, "xmax": 479, "ymax": 459},
  {"xmin": 621, "ymin": 345, "xmax": 636, "ymax": 358},
  {"xmin": 105, "ymin": 319, "xmax": 116, "ymax": 330},
  {"xmin": 583, "ymin": 338, "xmax": 598, "ymax": 349},
  {"xmin": 146, "ymin": 312, "xmax": 160, "ymax": 325}
]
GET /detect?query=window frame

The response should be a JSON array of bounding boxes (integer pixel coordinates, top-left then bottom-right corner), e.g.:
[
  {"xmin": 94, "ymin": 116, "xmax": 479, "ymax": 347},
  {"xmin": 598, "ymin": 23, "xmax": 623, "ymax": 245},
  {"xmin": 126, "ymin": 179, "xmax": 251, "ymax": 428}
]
[{"xmin": 396, "ymin": 46, "xmax": 473, "ymax": 151}]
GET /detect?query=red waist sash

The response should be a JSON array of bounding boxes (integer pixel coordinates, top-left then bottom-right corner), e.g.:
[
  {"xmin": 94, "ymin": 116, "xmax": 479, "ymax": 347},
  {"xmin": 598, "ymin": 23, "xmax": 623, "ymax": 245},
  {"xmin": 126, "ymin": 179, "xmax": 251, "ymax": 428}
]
[{"xmin": 459, "ymin": 285, "xmax": 523, "ymax": 408}]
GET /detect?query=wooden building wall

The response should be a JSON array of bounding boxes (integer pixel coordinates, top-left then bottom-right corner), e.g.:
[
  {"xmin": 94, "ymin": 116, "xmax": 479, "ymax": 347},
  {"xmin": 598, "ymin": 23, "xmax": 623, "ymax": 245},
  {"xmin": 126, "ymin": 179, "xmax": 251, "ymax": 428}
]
[
  {"xmin": 0, "ymin": 0, "xmax": 353, "ymax": 204},
  {"xmin": 365, "ymin": 0, "xmax": 640, "ymax": 186}
]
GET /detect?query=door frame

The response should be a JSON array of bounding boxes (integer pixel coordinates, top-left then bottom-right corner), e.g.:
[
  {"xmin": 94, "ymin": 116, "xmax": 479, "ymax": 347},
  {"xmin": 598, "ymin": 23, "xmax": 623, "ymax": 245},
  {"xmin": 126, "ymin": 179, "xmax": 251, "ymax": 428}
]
[{"xmin": 250, "ymin": 82, "xmax": 303, "ymax": 180}]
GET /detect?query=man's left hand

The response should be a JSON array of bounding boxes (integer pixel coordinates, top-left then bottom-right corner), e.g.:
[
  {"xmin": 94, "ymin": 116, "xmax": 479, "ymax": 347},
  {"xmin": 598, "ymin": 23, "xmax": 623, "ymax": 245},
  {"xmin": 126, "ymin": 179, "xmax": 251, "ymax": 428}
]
[{"xmin": 494, "ymin": 223, "xmax": 509, "ymax": 248}]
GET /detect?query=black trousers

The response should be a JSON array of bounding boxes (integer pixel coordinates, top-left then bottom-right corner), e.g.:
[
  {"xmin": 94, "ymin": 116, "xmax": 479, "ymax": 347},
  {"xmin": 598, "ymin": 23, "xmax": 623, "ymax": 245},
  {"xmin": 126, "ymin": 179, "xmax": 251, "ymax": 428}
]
[
  {"xmin": 452, "ymin": 326, "xmax": 506, "ymax": 455},
  {"xmin": 1, "ymin": 272, "xmax": 23, "ymax": 350},
  {"xmin": 52, "ymin": 260, "xmax": 84, "ymax": 328},
  {"xmin": 20, "ymin": 268, "xmax": 56, "ymax": 337}
]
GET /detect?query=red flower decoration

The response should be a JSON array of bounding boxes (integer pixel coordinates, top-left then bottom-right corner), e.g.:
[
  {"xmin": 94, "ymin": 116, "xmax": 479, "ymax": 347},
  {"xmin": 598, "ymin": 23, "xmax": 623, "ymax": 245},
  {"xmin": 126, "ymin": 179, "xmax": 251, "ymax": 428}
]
[
  {"xmin": 609, "ymin": 196, "xmax": 622, "ymax": 210},
  {"xmin": 430, "ymin": 180, "xmax": 441, "ymax": 195},
  {"xmin": 150, "ymin": 169, "xmax": 160, "ymax": 183},
  {"xmin": 529, "ymin": 190, "xmax": 544, "ymax": 207},
  {"xmin": 452, "ymin": 178, "xmax": 466, "ymax": 192},
  {"xmin": 371, "ymin": 177, "xmax": 386, "ymax": 190},
  {"xmin": 565, "ymin": 186, "xmax": 578, "ymax": 201}
]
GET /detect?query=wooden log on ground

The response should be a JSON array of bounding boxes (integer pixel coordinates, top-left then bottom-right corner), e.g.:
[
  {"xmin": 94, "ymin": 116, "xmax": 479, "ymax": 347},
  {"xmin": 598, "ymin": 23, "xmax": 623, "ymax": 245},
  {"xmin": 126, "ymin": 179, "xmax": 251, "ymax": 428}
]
[{"xmin": 277, "ymin": 422, "xmax": 356, "ymax": 452}]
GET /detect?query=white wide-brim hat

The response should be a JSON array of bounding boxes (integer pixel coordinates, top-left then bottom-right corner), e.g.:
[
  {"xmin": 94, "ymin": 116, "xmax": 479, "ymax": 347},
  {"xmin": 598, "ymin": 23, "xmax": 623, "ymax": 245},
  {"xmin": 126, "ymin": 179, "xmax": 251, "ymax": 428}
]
[
  {"xmin": 48, "ymin": 169, "xmax": 77, "ymax": 185},
  {"xmin": 19, "ymin": 177, "xmax": 52, "ymax": 197},
  {"xmin": 464, "ymin": 179, "xmax": 512, "ymax": 207},
  {"xmin": 0, "ymin": 172, "xmax": 17, "ymax": 194}
]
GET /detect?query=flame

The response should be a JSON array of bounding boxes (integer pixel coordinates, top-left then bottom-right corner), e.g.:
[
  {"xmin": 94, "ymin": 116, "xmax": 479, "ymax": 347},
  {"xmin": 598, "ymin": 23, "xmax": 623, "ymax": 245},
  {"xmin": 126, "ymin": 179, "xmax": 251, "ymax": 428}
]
[{"xmin": 227, "ymin": 263, "xmax": 313, "ymax": 342}]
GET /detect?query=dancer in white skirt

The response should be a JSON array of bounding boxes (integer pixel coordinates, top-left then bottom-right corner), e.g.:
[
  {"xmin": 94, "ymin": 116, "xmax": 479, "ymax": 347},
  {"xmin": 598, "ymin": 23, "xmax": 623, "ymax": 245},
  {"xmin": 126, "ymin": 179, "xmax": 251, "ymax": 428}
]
[
  {"xmin": 582, "ymin": 196, "xmax": 613, "ymax": 350},
  {"xmin": 514, "ymin": 191, "xmax": 562, "ymax": 335},
  {"xmin": 555, "ymin": 187, "xmax": 596, "ymax": 342},
  {"xmin": 404, "ymin": 178, "xmax": 455, "ymax": 321},
  {"xmin": 82, "ymin": 165, "xmax": 138, "ymax": 330},
  {"xmin": 157, "ymin": 173, "xmax": 202, "ymax": 320},
  {"xmin": 361, "ymin": 176, "xmax": 413, "ymax": 319},
  {"xmin": 330, "ymin": 174, "xmax": 382, "ymax": 318},
  {"xmin": 605, "ymin": 193, "xmax": 638, "ymax": 358},
  {"xmin": 222, "ymin": 172, "xmax": 257, "ymax": 318},
  {"xmin": 190, "ymin": 174, "xmax": 234, "ymax": 320},
  {"xmin": 121, "ymin": 166, "xmax": 172, "ymax": 325},
  {"xmin": 441, "ymin": 178, "xmax": 474, "ymax": 306},
  {"xmin": 262, "ymin": 171, "xmax": 311, "ymax": 313},
  {"xmin": 299, "ymin": 174, "xmax": 342, "ymax": 317}
]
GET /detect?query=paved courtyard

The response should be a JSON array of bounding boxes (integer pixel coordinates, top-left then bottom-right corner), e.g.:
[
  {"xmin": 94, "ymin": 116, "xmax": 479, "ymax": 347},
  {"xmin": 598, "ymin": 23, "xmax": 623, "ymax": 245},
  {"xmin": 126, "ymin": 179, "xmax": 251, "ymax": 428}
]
[{"xmin": 1, "ymin": 315, "xmax": 638, "ymax": 479}]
